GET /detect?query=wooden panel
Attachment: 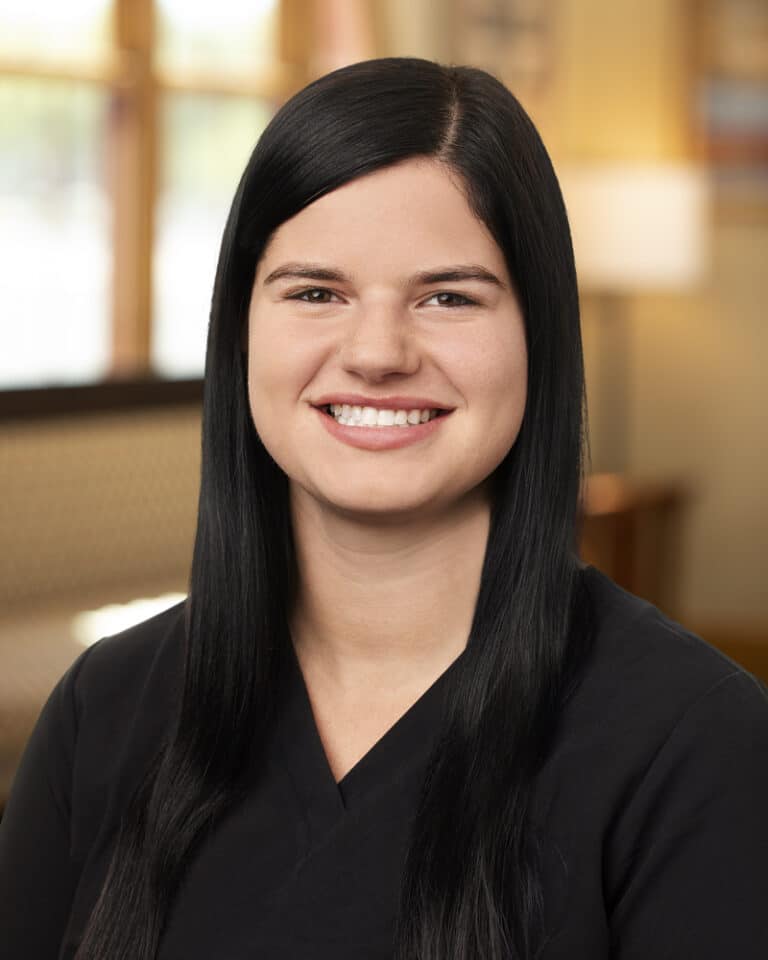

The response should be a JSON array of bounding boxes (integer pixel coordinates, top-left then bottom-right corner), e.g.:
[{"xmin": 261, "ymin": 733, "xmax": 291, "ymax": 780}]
[{"xmin": 579, "ymin": 472, "xmax": 688, "ymax": 616}]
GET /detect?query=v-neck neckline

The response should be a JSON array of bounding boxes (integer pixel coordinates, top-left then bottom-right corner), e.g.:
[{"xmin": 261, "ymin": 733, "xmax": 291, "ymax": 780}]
[{"xmin": 276, "ymin": 640, "xmax": 465, "ymax": 836}]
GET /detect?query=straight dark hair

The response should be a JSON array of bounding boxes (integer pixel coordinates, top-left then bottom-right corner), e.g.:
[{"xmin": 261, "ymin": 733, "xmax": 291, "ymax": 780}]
[{"xmin": 75, "ymin": 57, "xmax": 593, "ymax": 959}]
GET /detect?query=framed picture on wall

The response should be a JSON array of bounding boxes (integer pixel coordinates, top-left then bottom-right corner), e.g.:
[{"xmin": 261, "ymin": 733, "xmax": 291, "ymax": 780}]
[{"xmin": 691, "ymin": 0, "xmax": 768, "ymax": 221}]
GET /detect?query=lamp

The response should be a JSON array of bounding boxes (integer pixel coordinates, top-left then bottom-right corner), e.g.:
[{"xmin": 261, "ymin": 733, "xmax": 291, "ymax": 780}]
[{"xmin": 557, "ymin": 164, "xmax": 710, "ymax": 473}]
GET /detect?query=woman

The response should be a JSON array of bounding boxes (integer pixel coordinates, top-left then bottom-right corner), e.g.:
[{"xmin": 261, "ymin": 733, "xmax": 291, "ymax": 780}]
[{"xmin": 1, "ymin": 58, "xmax": 766, "ymax": 960}]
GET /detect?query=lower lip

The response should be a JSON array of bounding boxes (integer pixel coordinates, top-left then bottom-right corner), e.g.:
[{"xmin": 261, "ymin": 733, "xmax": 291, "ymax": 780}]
[{"xmin": 313, "ymin": 407, "xmax": 451, "ymax": 450}]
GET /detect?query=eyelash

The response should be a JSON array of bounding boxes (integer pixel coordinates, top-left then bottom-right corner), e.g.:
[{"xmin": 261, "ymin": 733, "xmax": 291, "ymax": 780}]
[{"xmin": 286, "ymin": 287, "xmax": 478, "ymax": 307}]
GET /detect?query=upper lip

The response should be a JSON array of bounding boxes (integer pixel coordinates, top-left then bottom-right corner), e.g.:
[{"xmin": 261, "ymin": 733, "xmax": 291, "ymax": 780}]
[{"xmin": 311, "ymin": 394, "xmax": 455, "ymax": 411}]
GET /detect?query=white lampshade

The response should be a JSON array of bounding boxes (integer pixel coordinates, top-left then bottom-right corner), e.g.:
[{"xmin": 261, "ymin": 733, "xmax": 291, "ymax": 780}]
[{"xmin": 557, "ymin": 164, "xmax": 710, "ymax": 292}]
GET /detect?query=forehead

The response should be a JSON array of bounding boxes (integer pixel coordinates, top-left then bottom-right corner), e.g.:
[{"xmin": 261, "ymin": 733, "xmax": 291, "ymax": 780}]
[{"xmin": 256, "ymin": 159, "xmax": 510, "ymax": 282}]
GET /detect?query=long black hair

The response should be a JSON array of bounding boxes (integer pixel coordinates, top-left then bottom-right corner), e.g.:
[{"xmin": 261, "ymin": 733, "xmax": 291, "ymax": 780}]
[{"xmin": 75, "ymin": 57, "xmax": 592, "ymax": 959}]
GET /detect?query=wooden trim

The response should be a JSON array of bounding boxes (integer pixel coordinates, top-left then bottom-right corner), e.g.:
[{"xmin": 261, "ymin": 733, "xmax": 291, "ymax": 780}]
[
  {"xmin": 155, "ymin": 63, "xmax": 302, "ymax": 100},
  {"xmin": 307, "ymin": 0, "xmax": 376, "ymax": 78},
  {"xmin": 0, "ymin": 56, "xmax": 124, "ymax": 86},
  {"xmin": 0, "ymin": 378, "xmax": 203, "ymax": 422},
  {"xmin": 279, "ymin": 0, "xmax": 313, "ymax": 83},
  {"xmin": 109, "ymin": 0, "xmax": 156, "ymax": 377},
  {"xmin": 682, "ymin": 0, "xmax": 708, "ymax": 165}
]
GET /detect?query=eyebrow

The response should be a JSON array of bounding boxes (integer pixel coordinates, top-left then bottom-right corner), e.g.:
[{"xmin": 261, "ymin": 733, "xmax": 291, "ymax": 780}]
[{"xmin": 262, "ymin": 261, "xmax": 507, "ymax": 291}]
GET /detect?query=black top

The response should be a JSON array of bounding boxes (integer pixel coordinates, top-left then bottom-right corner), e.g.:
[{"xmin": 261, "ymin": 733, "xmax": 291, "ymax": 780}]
[{"xmin": 2, "ymin": 566, "xmax": 767, "ymax": 959}]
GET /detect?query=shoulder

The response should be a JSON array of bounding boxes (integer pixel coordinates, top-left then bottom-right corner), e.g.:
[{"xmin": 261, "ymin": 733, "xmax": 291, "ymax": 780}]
[
  {"xmin": 577, "ymin": 564, "xmax": 767, "ymax": 726},
  {"xmin": 545, "ymin": 565, "xmax": 768, "ymax": 827},
  {"xmin": 72, "ymin": 599, "xmax": 186, "ymax": 719},
  {"xmin": 30, "ymin": 598, "xmax": 186, "ymax": 769},
  {"xmin": 4, "ymin": 601, "xmax": 187, "ymax": 870},
  {"xmin": 67, "ymin": 599, "xmax": 186, "ymax": 793},
  {"xmin": 61, "ymin": 601, "xmax": 186, "ymax": 855},
  {"xmin": 538, "ymin": 568, "xmax": 768, "ymax": 934},
  {"xmin": 557, "ymin": 569, "xmax": 768, "ymax": 954}
]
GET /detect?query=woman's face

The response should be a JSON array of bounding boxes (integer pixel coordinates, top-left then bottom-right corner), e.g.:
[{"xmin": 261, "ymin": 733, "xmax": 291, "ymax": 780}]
[{"xmin": 245, "ymin": 158, "xmax": 527, "ymax": 521}]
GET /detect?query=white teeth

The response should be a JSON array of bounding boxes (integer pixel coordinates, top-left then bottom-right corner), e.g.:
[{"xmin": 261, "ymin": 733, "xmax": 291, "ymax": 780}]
[{"xmin": 326, "ymin": 404, "xmax": 443, "ymax": 427}]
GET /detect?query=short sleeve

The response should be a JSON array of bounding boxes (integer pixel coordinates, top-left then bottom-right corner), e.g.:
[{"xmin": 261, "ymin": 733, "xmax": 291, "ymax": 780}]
[
  {"xmin": 607, "ymin": 670, "xmax": 768, "ymax": 959},
  {"xmin": 0, "ymin": 643, "xmax": 96, "ymax": 957}
]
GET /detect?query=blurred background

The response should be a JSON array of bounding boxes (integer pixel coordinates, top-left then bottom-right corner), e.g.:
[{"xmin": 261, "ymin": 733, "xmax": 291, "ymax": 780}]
[{"xmin": 1, "ymin": 0, "xmax": 766, "ymax": 810}]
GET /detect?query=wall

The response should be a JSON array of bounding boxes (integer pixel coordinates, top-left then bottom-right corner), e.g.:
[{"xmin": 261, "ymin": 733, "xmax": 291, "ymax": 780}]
[
  {"xmin": 541, "ymin": 0, "xmax": 767, "ymax": 628},
  {"xmin": 628, "ymin": 222, "xmax": 767, "ymax": 625}
]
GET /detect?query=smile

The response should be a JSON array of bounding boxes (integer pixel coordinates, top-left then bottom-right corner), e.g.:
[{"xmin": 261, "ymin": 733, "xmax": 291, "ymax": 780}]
[
  {"xmin": 322, "ymin": 404, "xmax": 447, "ymax": 427},
  {"xmin": 313, "ymin": 404, "xmax": 452, "ymax": 451}
]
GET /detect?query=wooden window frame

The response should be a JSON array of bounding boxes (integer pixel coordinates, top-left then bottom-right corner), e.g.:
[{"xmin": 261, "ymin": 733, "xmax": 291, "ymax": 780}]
[{"xmin": 0, "ymin": 0, "xmax": 310, "ymax": 418}]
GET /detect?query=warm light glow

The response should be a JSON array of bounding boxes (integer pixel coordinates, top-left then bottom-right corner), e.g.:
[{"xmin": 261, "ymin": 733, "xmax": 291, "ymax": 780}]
[
  {"xmin": 157, "ymin": 0, "xmax": 276, "ymax": 29},
  {"xmin": 0, "ymin": 0, "xmax": 107, "ymax": 26},
  {"xmin": 0, "ymin": 0, "xmax": 112, "ymax": 61},
  {"xmin": 71, "ymin": 592, "xmax": 187, "ymax": 648},
  {"xmin": 155, "ymin": 0, "xmax": 278, "ymax": 78},
  {"xmin": 557, "ymin": 164, "xmax": 710, "ymax": 292}
]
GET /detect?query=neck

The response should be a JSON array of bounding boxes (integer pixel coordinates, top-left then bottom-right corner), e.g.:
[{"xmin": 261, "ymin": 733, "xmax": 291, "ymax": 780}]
[{"xmin": 288, "ymin": 484, "xmax": 491, "ymax": 692}]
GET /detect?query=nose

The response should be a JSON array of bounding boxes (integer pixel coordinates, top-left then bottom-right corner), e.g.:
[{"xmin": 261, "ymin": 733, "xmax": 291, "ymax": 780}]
[{"xmin": 338, "ymin": 302, "xmax": 420, "ymax": 382}]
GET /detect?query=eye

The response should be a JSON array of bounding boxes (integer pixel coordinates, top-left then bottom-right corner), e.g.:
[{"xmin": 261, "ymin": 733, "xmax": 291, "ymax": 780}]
[
  {"xmin": 423, "ymin": 291, "xmax": 477, "ymax": 307},
  {"xmin": 288, "ymin": 287, "xmax": 338, "ymax": 304}
]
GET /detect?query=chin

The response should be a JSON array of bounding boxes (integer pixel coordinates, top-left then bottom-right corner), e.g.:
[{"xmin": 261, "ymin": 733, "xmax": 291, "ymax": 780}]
[
  {"xmin": 329, "ymin": 492, "xmax": 435, "ymax": 518},
  {"xmin": 304, "ymin": 480, "xmax": 442, "ymax": 518}
]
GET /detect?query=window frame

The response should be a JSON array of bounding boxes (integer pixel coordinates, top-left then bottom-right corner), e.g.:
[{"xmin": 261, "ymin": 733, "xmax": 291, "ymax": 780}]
[{"xmin": 0, "ymin": 0, "xmax": 309, "ymax": 416}]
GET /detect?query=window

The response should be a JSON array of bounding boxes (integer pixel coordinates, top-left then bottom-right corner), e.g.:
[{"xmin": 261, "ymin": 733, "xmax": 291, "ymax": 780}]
[{"xmin": 0, "ymin": 0, "xmax": 307, "ymax": 391}]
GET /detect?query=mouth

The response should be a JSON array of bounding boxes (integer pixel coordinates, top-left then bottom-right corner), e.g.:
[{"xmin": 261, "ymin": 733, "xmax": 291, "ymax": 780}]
[{"xmin": 315, "ymin": 403, "xmax": 452, "ymax": 428}]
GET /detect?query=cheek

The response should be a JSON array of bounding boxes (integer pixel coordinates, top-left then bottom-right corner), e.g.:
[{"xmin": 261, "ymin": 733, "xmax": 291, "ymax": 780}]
[
  {"xmin": 459, "ymin": 325, "xmax": 528, "ymax": 426},
  {"xmin": 492, "ymin": 346, "xmax": 528, "ymax": 432},
  {"xmin": 474, "ymin": 342, "xmax": 528, "ymax": 478},
  {"xmin": 432, "ymin": 325, "xmax": 527, "ymax": 483},
  {"xmin": 478, "ymin": 363, "xmax": 528, "ymax": 467},
  {"xmin": 247, "ymin": 317, "xmax": 308, "ymax": 393},
  {"xmin": 245, "ymin": 319, "xmax": 325, "ymax": 445}
]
